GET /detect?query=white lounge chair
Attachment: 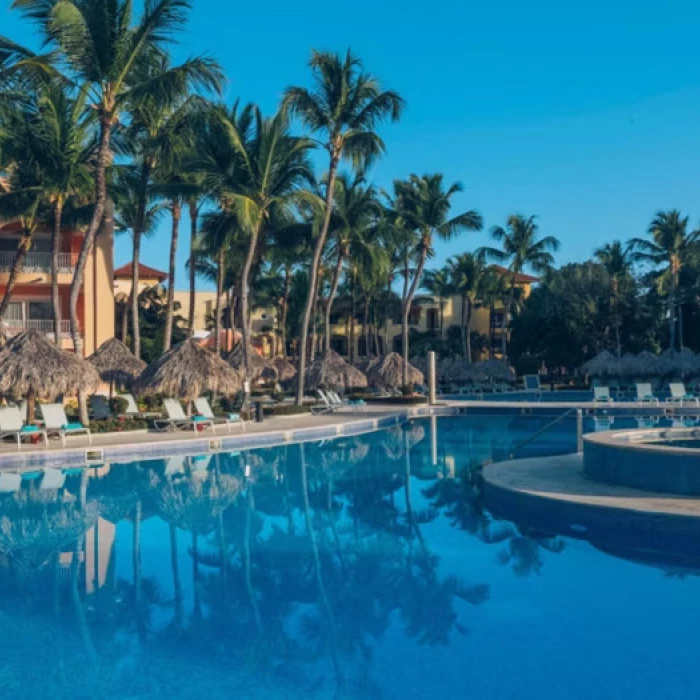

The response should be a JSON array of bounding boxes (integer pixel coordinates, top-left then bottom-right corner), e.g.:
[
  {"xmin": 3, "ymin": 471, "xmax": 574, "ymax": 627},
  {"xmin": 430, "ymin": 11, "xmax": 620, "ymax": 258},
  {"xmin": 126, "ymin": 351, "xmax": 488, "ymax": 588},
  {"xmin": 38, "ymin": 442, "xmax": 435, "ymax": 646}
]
[
  {"xmin": 118, "ymin": 393, "xmax": 161, "ymax": 418},
  {"xmin": 41, "ymin": 404, "xmax": 91, "ymax": 445},
  {"xmin": 327, "ymin": 390, "xmax": 366, "ymax": 413},
  {"xmin": 194, "ymin": 397, "xmax": 246, "ymax": 433},
  {"xmin": 188, "ymin": 454, "xmax": 212, "ymax": 476},
  {"xmin": 0, "ymin": 406, "xmax": 47, "ymax": 449},
  {"xmin": 154, "ymin": 398, "xmax": 215, "ymax": 433},
  {"xmin": 593, "ymin": 386, "xmax": 614, "ymax": 404},
  {"xmin": 312, "ymin": 390, "xmax": 340, "ymax": 415},
  {"xmin": 523, "ymin": 375, "xmax": 541, "ymax": 392},
  {"xmin": 164, "ymin": 456, "xmax": 187, "ymax": 476},
  {"xmin": 666, "ymin": 382, "xmax": 699, "ymax": 407},
  {"xmin": 635, "ymin": 383, "xmax": 659, "ymax": 405}
]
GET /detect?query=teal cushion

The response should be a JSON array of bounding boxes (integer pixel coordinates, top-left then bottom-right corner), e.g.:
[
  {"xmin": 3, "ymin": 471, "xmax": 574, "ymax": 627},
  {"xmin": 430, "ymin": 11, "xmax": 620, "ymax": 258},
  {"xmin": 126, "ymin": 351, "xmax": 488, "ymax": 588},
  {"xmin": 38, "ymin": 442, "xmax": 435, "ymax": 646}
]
[
  {"xmin": 228, "ymin": 413, "xmax": 241, "ymax": 421},
  {"xmin": 193, "ymin": 415, "xmax": 209, "ymax": 422},
  {"xmin": 63, "ymin": 422, "xmax": 84, "ymax": 430},
  {"xmin": 349, "ymin": 399, "xmax": 366, "ymax": 405},
  {"xmin": 20, "ymin": 425, "xmax": 38, "ymax": 433}
]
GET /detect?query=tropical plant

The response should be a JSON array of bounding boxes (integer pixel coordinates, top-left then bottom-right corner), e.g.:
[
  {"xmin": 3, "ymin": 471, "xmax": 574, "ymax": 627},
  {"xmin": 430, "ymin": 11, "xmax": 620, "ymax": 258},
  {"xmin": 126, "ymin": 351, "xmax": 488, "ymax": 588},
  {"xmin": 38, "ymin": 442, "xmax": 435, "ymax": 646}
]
[
  {"xmin": 283, "ymin": 49, "xmax": 404, "ymax": 404},
  {"xmin": 628, "ymin": 210, "xmax": 699, "ymax": 353},
  {"xmin": 421, "ymin": 268, "xmax": 453, "ymax": 339},
  {"xmin": 482, "ymin": 214, "xmax": 559, "ymax": 360}
]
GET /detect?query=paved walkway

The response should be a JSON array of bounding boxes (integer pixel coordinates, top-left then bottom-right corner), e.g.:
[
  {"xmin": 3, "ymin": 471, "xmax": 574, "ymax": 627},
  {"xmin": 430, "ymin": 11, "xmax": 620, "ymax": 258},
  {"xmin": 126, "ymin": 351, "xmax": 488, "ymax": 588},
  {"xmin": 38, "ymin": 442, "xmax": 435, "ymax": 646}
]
[{"xmin": 483, "ymin": 453, "xmax": 700, "ymax": 518}]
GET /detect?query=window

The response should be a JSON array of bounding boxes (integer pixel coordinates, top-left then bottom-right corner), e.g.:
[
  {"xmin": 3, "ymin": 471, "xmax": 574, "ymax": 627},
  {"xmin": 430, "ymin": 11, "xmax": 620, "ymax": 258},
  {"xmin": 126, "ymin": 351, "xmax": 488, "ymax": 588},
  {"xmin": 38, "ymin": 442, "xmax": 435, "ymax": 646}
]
[
  {"xmin": 426, "ymin": 308, "xmax": 439, "ymax": 331},
  {"xmin": 28, "ymin": 301, "xmax": 52, "ymax": 320}
]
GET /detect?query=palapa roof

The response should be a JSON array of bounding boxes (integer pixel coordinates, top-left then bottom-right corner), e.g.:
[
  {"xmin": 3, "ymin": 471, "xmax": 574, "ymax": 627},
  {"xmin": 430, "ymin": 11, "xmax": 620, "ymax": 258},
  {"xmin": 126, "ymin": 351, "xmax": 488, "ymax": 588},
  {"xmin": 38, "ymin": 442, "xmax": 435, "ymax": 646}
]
[
  {"xmin": 304, "ymin": 349, "xmax": 368, "ymax": 391},
  {"xmin": 228, "ymin": 343, "xmax": 277, "ymax": 382},
  {"xmin": 658, "ymin": 348, "xmax": 698, "ymax": 377},
  {"xmin": 474, "ymin": 359, "xmax": 515, "ymax": 381},
  {"xmin": 136, "ymin": 337, "xmax": 241, "ymax": 400},
  {"xmin": 0, "ymin": 330, "xmax": 100, "ymax": 400},
  {"xmin": 367, "ymin": 352, "xmax": 424, "ymax": 389},
  {"xmin": 272, "ymin": 356, "xmax": 296, "ymax": 382},
  {"xmin": 355, "ymin": 355, "xmax": 382, "ymax": 375},
  {"xmin": 88, "ymin": 337, "xmax": 146, "ymax": 386},
  {"xmin": 580, "ymin": 350, "xmax": 621, "ymax": 378},
  {"xmin": 624, "ymin": 350, "xmax": 662, "ymax": 377}
]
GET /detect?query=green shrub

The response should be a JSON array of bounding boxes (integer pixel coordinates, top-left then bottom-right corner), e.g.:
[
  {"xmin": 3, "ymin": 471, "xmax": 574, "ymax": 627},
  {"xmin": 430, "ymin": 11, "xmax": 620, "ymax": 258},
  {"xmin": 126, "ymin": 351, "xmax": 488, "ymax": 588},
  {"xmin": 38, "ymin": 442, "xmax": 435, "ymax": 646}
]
[
  {"xmin": 90, "ymin": 417, "xmax": 149, "ymax": 433},
  {"xmin": 264, "ymin": 404, "xmax": 312, "ymax": 416},
  {"xmin": 110, "ymin": 396, "xmax": 129, "ymax": 414}
]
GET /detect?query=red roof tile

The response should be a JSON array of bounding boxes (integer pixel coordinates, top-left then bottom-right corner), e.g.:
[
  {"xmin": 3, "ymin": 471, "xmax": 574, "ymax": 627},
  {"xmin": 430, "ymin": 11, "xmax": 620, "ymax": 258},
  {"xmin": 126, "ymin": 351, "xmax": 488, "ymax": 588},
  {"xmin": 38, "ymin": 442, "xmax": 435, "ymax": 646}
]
[
  {"xmin": 114, "ymin": 262, "xmax": 168, "ymax": 282},
  {"xmin": 491, "ymin": 265, "xmax": 540, "ymax": 284}
]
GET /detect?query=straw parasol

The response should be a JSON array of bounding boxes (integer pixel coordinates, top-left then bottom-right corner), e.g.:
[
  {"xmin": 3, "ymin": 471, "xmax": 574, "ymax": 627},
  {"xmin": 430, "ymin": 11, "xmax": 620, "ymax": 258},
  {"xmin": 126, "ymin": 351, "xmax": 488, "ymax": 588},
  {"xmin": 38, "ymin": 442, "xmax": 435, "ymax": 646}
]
[
  {"xmin": 367, "ymin": 352, "xmax": 424, "ymax": 389},
  {"xmin": 304, "ymin": 349, "xmax": 368, "ymax": 392},
  {"xmin": 658, "ymin": 348, "xmax": 697, "ymax": 377},
  {"xmin": 355, "ymin": 355, "xmax": 382, "ymax": 375},
  {"xmin": 88, "ymin": 338, "xmax": 147, "ymax": 391},
  {"xmin": 228, "ymin": 343, "xmax": 278, "ymax": 382},
  {"xmin": 0, "ymin": 330, "xmax": 100, "ymax": 420},
  {"xmin": 272, "ymin": 356, "xmax": 296, "ymax": 382},
  {"xmin": 137, "ymin": 337, "xmax": 241, "ymax": 401},
  {"xmin": 474, "ymin": 359, "xmax": 515, "ymax": 382},
  {"xmin": 580, "ymin": 350, "xmax": 621, "ymax": 378},
  {"xmin": 625, "ymin": 350, "xmax": 662, "ymax": 378}
]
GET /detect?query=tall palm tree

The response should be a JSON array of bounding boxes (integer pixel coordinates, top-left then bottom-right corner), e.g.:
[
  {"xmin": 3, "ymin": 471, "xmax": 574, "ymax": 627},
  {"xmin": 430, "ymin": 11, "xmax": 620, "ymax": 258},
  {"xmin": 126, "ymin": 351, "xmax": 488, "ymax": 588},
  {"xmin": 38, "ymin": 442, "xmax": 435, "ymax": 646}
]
[
  {"xmin": 283, "ymin": 49, "xmax": 404, "ymax": 404},
  {"xmin": 482, "ymin": 214, "xmax": 559, "ymax": 360},
  {"xmin": 392, "ymin": 174, "xmax": 483, "ymax": 385},
  {"xmin": 448, "ymin": 252, "xmax": 487, "ymax": 362},
  {"xmin": 629, "ymin": 210, "xmax": 698, "ymax": 353},
  {"xmin": 196, "ymin": 103, "xmax": 313, "ymax": 374},
  {"xmin": 477, "ymin": 268, "xmax": 508, "ymax": 359},
  {"xmin": 5, "ymin": 0, "xmax": 222, "ymax": 353},
  {"xmin": 421, "ymin": 267, "xmax": 453, "ymax": 339},
  {"xmin": 322, "ymin": 173, "xmax": 380, "ymax": 353},
  {"xmin": 594, "ymin": 240, "xmax": 633, "ymax": 358}
]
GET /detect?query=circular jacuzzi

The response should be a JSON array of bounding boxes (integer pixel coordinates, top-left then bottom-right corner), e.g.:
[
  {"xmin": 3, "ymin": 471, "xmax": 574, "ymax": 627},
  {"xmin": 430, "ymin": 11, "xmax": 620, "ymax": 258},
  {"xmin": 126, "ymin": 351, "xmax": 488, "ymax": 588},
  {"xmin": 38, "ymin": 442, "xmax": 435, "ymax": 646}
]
[{"xmin": 584, "ymin": 428, "xmax": 700, "ymax": 495}]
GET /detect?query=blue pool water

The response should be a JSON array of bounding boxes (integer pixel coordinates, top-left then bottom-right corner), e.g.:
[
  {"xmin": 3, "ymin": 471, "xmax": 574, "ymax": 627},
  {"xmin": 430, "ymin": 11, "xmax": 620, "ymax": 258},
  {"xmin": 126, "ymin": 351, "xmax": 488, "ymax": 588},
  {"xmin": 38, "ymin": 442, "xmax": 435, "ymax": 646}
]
[{"xmin": 1, "ymin": 413, "xmax": 699, "ymax": 699}]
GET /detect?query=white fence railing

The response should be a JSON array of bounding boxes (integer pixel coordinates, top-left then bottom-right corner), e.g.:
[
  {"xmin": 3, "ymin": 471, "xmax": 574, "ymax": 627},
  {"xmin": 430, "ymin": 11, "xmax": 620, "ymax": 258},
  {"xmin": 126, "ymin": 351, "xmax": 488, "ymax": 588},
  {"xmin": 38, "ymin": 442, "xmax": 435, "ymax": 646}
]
[
  {"xmin": 0, "ymin": 252, "xmax": 75, "ymax": 273},
  {"xmin": 1, "ymin": 319, "xmax": 72, "ymax": 337}
]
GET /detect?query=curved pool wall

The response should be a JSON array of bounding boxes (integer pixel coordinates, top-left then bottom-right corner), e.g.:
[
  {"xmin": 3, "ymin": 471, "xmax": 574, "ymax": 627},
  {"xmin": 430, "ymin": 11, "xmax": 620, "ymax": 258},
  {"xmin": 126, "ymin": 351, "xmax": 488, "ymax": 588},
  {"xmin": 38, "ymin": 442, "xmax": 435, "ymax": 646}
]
[{"xmin": 584, "ymin": 429, "xmax": 700, "ymax": 495}]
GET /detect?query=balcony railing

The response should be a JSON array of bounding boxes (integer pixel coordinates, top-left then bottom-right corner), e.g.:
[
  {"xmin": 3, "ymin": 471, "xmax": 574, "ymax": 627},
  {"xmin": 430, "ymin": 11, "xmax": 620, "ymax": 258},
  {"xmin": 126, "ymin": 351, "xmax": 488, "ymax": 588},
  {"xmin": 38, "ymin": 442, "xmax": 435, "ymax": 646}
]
[
  {"xmin": 1, "ymin": 319, "xmax": 72, "ymax": 337},
  {"xmin": 0, "ymin": 252, "xmax": 76, "ymax": 274}
]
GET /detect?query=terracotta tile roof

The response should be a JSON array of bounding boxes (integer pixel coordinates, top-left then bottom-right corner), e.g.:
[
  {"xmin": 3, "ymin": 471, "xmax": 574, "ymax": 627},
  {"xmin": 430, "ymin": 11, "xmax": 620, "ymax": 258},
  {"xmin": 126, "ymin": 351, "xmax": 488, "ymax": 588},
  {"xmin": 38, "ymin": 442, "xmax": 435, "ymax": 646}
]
[
  {"xmin": 491, "ymin": 265, "xmax": 540, "ymax": 284},
  {"xmin": 114, "ymin": 262, "xmax": 168, "ymax": 282}
]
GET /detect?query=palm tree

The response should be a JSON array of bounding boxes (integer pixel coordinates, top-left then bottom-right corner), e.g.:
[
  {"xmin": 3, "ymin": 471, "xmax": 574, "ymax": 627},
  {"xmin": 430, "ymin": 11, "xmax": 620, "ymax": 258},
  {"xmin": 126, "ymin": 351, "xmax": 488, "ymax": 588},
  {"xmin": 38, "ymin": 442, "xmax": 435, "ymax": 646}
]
[
  {"xmin": 477, "ymin": 268, "xmax": 508, "ymax": 359},
  {"xmin": 629, "ymin": 210, "xmax": 699, "ymax": 353},
  {"xmin": 421, "ymin": 267, "xmax": 453, "ymax": 339},
  {"xmin": 594, "ymin": 240, "xmax": 633, "ymax": 358},
  {"xmin": 323, "ymin": 173, "xmax": 380, "ymax": 353},
  {"xmin": 482, "ymin": 214, "xmax": 559, "ymax": 360},
  {"xmin": 392, "ymin": 174, "xmax": 483, "ymax": 385},
  {"xmin": 283, "ymin": 49, "xmax": 404, "ymax": 404},
  {"xmin": 196, "ymin": 103, "xmax": 313, "ymax": 375},
  {"xmin": 5, "ymin": 0, "xmax": 222, "ymax": 353},
  {"xmin": 448, "ymin": 252, "xmax": 487, "ymax": 362}
]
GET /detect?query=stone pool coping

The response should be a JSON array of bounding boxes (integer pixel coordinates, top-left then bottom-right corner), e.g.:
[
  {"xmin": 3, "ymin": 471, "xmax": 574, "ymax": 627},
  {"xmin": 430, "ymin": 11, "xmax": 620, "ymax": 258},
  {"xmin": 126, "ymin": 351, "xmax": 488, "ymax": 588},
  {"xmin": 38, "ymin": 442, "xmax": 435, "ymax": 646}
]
[
  {"xmin": 585, "ymin": 427, "xmax": 700, "ymax": 454},
  {"xmin": 0, "ymin": 404, "xmax": 444, "ymax": 471}
]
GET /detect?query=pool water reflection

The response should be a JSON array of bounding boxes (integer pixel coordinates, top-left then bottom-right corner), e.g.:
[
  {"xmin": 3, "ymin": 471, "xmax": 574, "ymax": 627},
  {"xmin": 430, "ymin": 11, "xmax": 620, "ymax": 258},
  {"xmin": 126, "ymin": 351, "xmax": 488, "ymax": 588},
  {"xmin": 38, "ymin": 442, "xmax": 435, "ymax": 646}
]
[{"xmin": 1, "ymin": 414, "xmax": 699, "ymax": 699}]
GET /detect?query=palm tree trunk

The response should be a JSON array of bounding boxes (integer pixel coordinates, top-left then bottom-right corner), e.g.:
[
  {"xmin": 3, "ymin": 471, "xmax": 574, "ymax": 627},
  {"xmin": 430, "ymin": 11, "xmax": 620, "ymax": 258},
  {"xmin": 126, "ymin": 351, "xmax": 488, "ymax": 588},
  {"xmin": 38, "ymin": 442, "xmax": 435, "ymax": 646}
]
[
  {"xmin": 362, "ymin": 297, "xmax": 370, "ymax": 358},
  {"xmin": 192, "ymin": 532, "xmax": 202, "ymax": 619},
  {"xmin": 133, "ymin": 499, "xmax": 144, "ymax": 639},
  {"xmin": 402, "ymin": 243, "xmax": 429, "ymax": 387},
  {"xmin": 163, "ymin": 201, "xmax": 181, "ymax": 352},
  {"xmin": 120, "ymin": 302, "xmax": 128, "ymax": 343},
  {"xmin": 613, "ymin": 286, "xmax": 621, "ymax": 359},
  {"xmin": 188, "ymin": 199, "xmax": 198, "ymax": 336},
  {"xmin": 439, "ymin": 294, "xmax": 444, "ymax": 339},
  {"xmin": 130, "ymin": 230, "xmax": 142, "ymax": 358},
  {"xmin": 69, "ymin": 118, "xmax": 112, "ymax": 355},
  {"xmin": 280, "ymin": 264, "xmax": 291, "ymax": 357},
  {"xmin": 243, "ymin": 483, "xmax": 262, "ymax": 634},
  {"xmin": 349, "ymin": 267, "xmax": 356, "ymax": 361},
  {"xmin": 296, "ymin": 154, "xmax": 340, "ymax": 404},
  {"xmin": 488, "ymin": 304, "xmax": 494, "ymax": 358},
  {"xmin": 0, "ymin": 234, "xmax": 31, "ymax": 321},
  {"xmin": 240, "ymin": 224, "xmax": 261, "ymax": 376},
  {"xmin": 215, "ymin": 248, "xmax": 224, "ymax": 355},
  {"xmin": 503, "ymin": 279, "xmax": 516, "ymax": 360},
  {"xmin": 310, "ymin": 289, "xmax": 318, "ymax": 360},
  {"xmin": 466, "ymin": 298, "xmax": 473, "ymax": 362},
  {"xmin": 460, "ymin": 294, "xmax": 468, "ymax": 360},
  {"xmin": 51, "ymin": 199, "xmax": 63, "ymax": 344},
  {"xmin": 669, "ymin": 271, "xmax": 676, "ymax": 352},
  {"xmin": 324, "ymin": 250, "xmax": 344, "ymax": 355}
]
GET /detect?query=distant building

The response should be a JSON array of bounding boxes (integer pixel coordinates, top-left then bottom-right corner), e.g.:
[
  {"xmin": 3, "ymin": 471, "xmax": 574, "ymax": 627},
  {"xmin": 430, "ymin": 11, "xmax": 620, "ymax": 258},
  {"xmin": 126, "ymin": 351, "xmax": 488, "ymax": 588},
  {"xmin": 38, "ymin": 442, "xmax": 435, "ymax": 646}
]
[{"xmin": 113, "ymin": 262, "xmax": 168, "ymax": 297}]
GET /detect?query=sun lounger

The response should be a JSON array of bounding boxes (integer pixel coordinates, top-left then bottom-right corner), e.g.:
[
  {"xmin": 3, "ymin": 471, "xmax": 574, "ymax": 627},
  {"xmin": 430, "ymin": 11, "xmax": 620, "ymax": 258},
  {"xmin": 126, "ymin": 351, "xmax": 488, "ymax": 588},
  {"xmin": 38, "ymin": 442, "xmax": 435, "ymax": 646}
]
[
  {"xmin": 154, "ymin": 398, "xmax": 215, "ymax": 433},
  {"xmin": 118, "ymin": 393, "xmax": 161, "ymax": 418},
  {"xmin": 327, "ymin": 390, "xmax": 366, "ymax": 413},
  {"xmin": 635, "ymin": 383, "xmax": 659, "ymax": 405},
  {"xmin": 666, "ymin": 382, "xmax": 700, "ymax": 407},
  {"xmin": 312, "ymin": 389, "xmax": 341, "ymax": 415},
  {"xmin": 593, "ymin": 386, "xmax": 614, "ymax": 404},
  {"xmin": 188, "ymin": 454, "xmax": 212, "ymax": 476},
  {"xmin": 0, "ymin": 406, "xmax": 47, "ymax": 449},
  {"xmin": 523, "ymin": 375, "xmax": 541, "ymax": 392},
  {"xmin": 41, "ymin": 404, "xmax": 91, "ymax": 445},
  {"xmin": 194, "ymin": 397, "xmax": 246, "ymax": 433}
]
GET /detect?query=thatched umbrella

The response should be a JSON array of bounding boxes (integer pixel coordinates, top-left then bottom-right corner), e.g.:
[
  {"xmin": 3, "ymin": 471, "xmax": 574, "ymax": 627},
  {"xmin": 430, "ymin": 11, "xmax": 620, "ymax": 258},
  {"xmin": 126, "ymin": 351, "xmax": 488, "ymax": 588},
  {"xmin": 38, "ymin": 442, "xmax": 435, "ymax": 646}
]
[
  {"xmin": 88, "ymin": 338, "xmax": 146, "ymax": 395},
  {"xmin": 410, "ymin": 356, "xmax": 428, "ymax": 376},
  {"xmin": 475, "ymin": 359, "xmax": 515, "ymax": 382},
  {"xmin": 137, "ymin": 337, "xmax": 241, "ymax": 401},
  {"xmin": 580, "ymin": 350, "xmax": 621, "ymax": 378},
  {"xmin": 272, "ymin": 356, "xmax": 296, "ymax": 382},
  {"xmin": 304, "ymin": 350, "xmax": 368, "ymax": 392},
  {"xmin": 625, "ymin": 350, "xmax": 662, "ymax": 378},
  {"xmin": 617, "ymin": 352, "xmax": 637, "ymax": 378},
  {"xmin": 367, "ymin": 352, "xmax": 424, "ymax": 390},
  {"xmin": 658, "ymin": 348, "xmax": 697, "ymax": 377},
  {"xmin": 355, "ymin": 355, "xmax": 382, "ymax": 375},
  {"xmin": 228, "ymin": 343, "xmax": 278, "ymax": 383},
  {"xmin": 0, "ymin": 330, "xmax": 100, "ymax": 421}
]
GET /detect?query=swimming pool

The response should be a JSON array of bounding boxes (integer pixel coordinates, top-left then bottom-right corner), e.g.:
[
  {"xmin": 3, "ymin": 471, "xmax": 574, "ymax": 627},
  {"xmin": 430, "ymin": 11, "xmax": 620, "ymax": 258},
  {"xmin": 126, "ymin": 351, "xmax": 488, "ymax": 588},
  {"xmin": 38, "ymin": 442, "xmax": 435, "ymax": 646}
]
[{"xmin": 1, "ymin": 413, "xmax": 698, "ymax": 699}]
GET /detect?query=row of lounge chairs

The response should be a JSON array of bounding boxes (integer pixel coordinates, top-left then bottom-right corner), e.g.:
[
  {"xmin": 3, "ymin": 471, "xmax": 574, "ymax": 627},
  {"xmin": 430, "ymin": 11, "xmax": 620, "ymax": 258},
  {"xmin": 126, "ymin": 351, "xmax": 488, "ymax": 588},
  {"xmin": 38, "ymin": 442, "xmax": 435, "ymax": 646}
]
[
  {"xmin": 593, "ymin": 382, "xmax": 700, "ymax": 406},
  {"xmin": 312, "ymin": 389, "xmax": 366, "ymax": 415}
]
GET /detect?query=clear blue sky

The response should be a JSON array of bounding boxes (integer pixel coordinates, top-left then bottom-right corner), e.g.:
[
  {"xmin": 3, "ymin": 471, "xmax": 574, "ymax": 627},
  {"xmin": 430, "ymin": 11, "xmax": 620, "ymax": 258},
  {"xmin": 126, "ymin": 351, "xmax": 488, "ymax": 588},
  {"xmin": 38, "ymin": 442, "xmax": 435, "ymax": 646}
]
[{"xmin": 4, "ymin": 0, "xmax": 700, "ymax": 290}]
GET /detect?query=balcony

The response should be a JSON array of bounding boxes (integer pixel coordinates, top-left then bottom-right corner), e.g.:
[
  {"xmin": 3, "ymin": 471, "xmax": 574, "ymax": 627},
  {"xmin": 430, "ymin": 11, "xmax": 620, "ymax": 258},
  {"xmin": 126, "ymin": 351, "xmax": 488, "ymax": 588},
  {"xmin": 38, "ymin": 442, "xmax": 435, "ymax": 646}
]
[
  {"xmin": 0, "ymin": 251, "xmax": 76, "ymax": 274},
  {"xmin": 1, "ymin": 319, "xmax": 72, "ymax": 337}
]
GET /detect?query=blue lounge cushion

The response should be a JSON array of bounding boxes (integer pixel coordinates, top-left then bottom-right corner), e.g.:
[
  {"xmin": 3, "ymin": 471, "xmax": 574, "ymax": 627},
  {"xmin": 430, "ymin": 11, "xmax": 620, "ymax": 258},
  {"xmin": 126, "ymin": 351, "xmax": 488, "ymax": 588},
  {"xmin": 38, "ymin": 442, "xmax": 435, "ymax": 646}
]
[
  {"xmin": 20, "ymin": 425, "xmax": 38, "ymax": 433},
  {"xmin": 63, "ymin": 422, "xmax": 85, "ymax": 430},
  {"xmin": 192, "ymin": 415, "xmax": 209, "ymax": 422},
  {"xmin": 228, "ymin": 413, "xmax": 241, "ymax": 421}
]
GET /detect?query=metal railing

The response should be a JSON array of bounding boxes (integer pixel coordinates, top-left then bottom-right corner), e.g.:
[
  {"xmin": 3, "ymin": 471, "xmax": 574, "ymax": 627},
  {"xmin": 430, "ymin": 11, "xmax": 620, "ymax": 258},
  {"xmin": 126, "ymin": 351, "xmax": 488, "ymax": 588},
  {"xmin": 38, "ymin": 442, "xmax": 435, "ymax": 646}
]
[
  {"xmin": 1, "ymin": 319, "xmax": 72, "ymax": 337},
  {"xmin": 0, "ymin": 251, "xmax": 75, "ymax": 273},
  {"xmin": 508, "ymin": 408, "xmax": 583, "ymax": 458}
]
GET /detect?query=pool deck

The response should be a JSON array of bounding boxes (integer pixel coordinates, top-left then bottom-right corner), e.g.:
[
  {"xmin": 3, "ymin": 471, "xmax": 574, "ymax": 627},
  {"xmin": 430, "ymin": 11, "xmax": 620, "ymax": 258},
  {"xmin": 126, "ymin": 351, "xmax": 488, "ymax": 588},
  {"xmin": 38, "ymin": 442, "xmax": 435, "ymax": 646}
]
[{"xmin": 483, "ymin": 452, "xmax": 700, "ymax": 518}]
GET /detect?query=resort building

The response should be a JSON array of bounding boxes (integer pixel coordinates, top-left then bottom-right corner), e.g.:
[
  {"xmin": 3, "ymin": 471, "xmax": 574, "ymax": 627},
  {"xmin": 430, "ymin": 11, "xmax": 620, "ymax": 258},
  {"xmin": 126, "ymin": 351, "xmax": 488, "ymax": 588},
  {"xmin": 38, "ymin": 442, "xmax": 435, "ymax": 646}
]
[
  {"xmin": 0, "ymin": 210, "xmax": 115, "ymax": 356},
  {"xmin": 113, "ymin": 262, "xmax": 168, "ymax": 297}
]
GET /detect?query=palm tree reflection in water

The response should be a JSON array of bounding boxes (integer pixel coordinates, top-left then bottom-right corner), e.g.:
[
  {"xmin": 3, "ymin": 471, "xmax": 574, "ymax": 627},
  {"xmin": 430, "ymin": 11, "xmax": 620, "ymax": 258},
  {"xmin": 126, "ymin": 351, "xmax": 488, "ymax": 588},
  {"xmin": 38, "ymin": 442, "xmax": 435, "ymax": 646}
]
[{"xmin": 0, "ymin": 417, "xmax": 567, "ymax": 697}]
